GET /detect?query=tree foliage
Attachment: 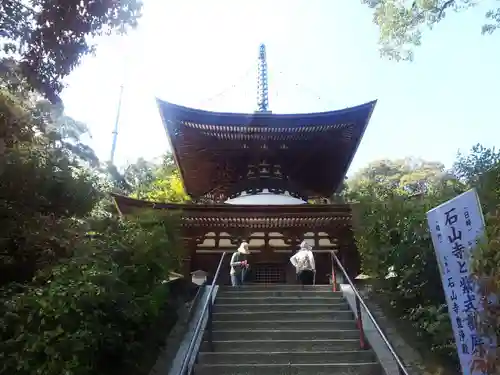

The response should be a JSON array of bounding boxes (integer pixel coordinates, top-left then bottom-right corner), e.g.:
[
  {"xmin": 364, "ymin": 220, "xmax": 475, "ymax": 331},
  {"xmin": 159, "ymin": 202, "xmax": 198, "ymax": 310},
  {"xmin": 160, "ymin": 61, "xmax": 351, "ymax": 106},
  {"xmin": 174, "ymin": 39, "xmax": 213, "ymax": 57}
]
[
  {"xmin": 362, "ymin": 0, "xmax": 500, "ymax": 61},
  {"xmin": 350, "ymin": 157, "xmax": 464, "ymax": 359},
  {"xmin": 0, "ymin": 0, "xmax": 143, "ymax": 102},
  {"xmin": 350, "ymin": 145, "xmax": 500, "ymax": 368},
  {"xmin": 0, "ymin": 212, "xmax": 182, "ymax": 375},
  {"xmin": 0, "ymin": 88, "xmax": 102, "ymax": 285},
  {"xmin": 0, "ymin": 69, "xmax": 185, "ymax": 374},
  {"xmin": 453, "ymin": 143, "xmax": 500, "ymax": 185},
  {"xmin": 466, "ymin": 157, "xmax": 500, "ymax": 371},
  {"xmin": 348, "ymin": 157, "xmax": 460, "ymax": 199},
  {"xmin": 122, "ymin": 154, "xmax": 191, "ymax": 203}
]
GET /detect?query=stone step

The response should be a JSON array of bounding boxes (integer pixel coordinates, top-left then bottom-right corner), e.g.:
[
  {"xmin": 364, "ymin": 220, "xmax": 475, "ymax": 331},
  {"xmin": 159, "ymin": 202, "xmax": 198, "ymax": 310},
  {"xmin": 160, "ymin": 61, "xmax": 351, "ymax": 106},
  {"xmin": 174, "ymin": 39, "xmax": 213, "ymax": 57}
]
[
  {"xmin": 217, "ymin": 290, "xmax": 340, "ymax": 298},
  {"xmin": 212, "ymin": 320, "xmax": 357, "ymax": 331},
  {"xmin": 221, "ymin": 284, "xmax": 335, "ymax": 291},
  {"xmin": 195, "ymin": 362, "xmax": 383, "ymax": 375},
  {"xmin": 212, "ymin": 310, "xmax": 354, "ymax": 321},
  {"xmin": 201, "ymin": 339, "xmax": 361, "ymax": 352},
  {"xmin": 215, "ymin": 296, "xmax": 345, "ymax": 305},
  {"xmin": 208, "ymin": 329, "xmax": 361, "ymax": 341},
  {"xmin": 214, "ymin": 303, "xmax": 350, "ymax": 313},
  {"xmin": 198, "ymin": 350, "xmax": 377, "ymax": 365}
]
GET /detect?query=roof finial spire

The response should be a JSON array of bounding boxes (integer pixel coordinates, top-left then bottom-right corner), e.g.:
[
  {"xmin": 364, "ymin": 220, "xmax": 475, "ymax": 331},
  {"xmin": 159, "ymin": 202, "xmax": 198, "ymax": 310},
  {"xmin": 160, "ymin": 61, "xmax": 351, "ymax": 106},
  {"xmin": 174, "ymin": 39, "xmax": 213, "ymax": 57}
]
[{"xmin": 256, "ymin": 43, "xmax": 270, "ymax": 113}]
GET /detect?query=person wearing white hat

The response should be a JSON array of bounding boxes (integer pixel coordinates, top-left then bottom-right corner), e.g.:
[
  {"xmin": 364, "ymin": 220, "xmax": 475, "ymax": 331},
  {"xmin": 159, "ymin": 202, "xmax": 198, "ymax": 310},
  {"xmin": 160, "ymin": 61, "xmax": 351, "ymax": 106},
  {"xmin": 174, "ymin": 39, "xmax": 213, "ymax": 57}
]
[
  {"xmin": 290, "ymin": 240, "xmax": 316, "ymax": 286},
  {"xmin": 229, "ymin": 241, "xmax": 250, "ymax": 287}
]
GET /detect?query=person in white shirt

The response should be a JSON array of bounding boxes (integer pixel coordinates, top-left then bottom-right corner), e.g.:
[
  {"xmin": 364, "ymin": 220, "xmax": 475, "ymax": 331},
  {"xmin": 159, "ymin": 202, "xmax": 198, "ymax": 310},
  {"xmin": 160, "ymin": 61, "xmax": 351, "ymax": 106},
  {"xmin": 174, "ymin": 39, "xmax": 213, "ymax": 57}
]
[{"xmin": 290, "ymin": 241, "xmax": 316, "ymax": 286}]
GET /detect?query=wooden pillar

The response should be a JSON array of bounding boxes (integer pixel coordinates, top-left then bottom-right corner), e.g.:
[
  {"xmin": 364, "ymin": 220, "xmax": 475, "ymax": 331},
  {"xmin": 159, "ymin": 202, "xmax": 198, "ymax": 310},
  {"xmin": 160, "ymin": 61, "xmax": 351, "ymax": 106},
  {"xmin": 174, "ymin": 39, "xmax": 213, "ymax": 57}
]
[
  {"xmin": 215, "ymin": 231, "xmax": 221, "ymax": 248},
  {"xmin": 337, "ymin": 226, "xmax": 361, "ymax": 281},
  {"xmin": 181, "ymin": 236, "xmax": 196, "ymax": 279},
  {"xmin": 228, "ymin": 228, "xmax": 249, "ymax": 246},
  {"xmin": 285, "ymin": 262, "xmax": 298, "ymax": 284},
  {"xmin": 284, "ymin": 230, "xmax": 301, "ymax": 252},
  {"xmin": 313, "ymin": 231, "xmax": 320, "ymax": 249},
  {"xmin": 314, "ymin": 252, "xmax": 330, "ymax": 284}
]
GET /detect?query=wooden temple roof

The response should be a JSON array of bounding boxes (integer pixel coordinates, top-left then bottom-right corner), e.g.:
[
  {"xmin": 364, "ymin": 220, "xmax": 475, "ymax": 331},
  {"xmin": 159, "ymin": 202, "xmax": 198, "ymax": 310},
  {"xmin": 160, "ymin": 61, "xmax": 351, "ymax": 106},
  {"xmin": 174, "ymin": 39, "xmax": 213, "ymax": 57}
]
[
  {"xmin": 157, "ymin": 99, "xmax": 377, "ymax": 201},
  {"xmin": 112, "ymin": 194, "xmax": 353, "ymax": 230}
]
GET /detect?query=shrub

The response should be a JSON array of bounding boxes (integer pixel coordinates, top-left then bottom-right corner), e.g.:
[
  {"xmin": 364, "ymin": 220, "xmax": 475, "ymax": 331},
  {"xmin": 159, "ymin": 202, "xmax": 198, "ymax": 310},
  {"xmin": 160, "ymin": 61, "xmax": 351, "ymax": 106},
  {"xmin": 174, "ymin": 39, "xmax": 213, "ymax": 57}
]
[
  {"xmin": 0, "ymin": 212, "xmax": 182, "ymax": 375},
  {"xmin": 352, "ymin": 148, "xmax": 500, "ymax": 367},
  {"xmin": 0, "ymin": 89, "xmax": 101, "ymax": 286},
  {"xmin": 354, "ymin": 192, "xmax": 458, "ymax": 359},
  {"xmin": 470, "ymin": 164, "xmax": 500, "ymax": 372}
]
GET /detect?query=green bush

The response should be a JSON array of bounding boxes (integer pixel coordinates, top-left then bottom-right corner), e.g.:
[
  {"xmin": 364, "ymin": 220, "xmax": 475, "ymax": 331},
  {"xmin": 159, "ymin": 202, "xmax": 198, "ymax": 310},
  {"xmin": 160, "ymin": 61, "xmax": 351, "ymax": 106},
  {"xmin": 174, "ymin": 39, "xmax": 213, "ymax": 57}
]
[
  {"xmin": 0, "ymin": 89, "xmax": 101, "ymax": 286},
  {"xmin": 354, "ymin": 192, "xmax": 457, "ymax": 359},
  {"xmin": 469, "ymin": 164, "xmax": 500, "ymax": 372},
  {"xmin": 350, "ymin": 145, "xmax": 500, "ymax": 367},
  {"xmin": 1, "ymin": 72, "xmax": 186, "ymax": 375},
  {"xmin": 0, "ymin": 212, "xmax": 182, "ymax": 375}
]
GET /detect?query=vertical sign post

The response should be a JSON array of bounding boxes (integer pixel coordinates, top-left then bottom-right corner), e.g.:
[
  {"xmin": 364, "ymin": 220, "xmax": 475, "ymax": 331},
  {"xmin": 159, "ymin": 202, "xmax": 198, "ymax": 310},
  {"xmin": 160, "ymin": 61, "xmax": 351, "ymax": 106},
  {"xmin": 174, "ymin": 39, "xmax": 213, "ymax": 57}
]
[{"xmin": 427, "ymin": 189, "xmax": 495, "ymax": 375}]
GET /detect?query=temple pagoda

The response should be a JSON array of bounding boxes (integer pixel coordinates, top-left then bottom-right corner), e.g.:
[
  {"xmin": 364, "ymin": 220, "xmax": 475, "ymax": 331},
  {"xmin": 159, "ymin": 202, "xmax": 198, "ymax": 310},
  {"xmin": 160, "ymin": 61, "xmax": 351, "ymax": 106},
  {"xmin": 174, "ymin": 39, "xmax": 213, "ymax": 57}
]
[{"xmin": 112, "ymin": 44, "xmax": 376, "ymax": 285}]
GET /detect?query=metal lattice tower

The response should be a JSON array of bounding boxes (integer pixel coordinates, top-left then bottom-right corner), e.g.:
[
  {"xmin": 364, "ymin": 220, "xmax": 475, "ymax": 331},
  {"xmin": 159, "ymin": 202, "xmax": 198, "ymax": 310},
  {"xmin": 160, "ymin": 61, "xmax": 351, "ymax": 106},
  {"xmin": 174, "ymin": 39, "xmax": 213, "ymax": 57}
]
[
  {"xmin": 256, "ymin": 43, "xmax": 270, "ymax": 112},
  {"xmin": 110, "ymin": 83, "xmax": 124, "ymax": 164}
]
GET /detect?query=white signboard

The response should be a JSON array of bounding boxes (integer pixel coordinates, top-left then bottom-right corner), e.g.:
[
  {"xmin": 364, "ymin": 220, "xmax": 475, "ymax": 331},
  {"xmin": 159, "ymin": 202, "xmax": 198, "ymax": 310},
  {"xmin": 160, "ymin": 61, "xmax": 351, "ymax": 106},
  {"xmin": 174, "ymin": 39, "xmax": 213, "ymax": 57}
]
[{"xmin": 427, "ymin": 189, "xmax": 494, "ymax": 375}]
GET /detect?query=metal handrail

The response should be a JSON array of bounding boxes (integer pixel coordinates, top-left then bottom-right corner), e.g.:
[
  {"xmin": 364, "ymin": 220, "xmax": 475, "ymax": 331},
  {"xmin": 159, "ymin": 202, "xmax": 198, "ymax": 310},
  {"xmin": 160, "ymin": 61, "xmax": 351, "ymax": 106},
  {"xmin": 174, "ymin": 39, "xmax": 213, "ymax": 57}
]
[
  {"xmin": 186, "ymin": 282, "xmax": 205, "ymax": 323},
  {"xmin": 331, "ymin": 251, "xmax": 338, "ymax": 292},
  {"xmin": 178, "ymin": 252, "xmax": 227, "ymax": 375},
  {"xmin": 330, "ymin": 251, "xmax": 410, "ymax": 375}
]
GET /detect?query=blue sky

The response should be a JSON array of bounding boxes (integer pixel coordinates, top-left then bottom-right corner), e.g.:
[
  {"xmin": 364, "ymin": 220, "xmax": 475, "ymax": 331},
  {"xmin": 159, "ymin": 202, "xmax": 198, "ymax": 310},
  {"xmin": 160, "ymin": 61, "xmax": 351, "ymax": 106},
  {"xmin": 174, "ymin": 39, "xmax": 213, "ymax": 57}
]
[{"xmin": 61, "ymin": 0, "xmax": 500, "ymax": 175}]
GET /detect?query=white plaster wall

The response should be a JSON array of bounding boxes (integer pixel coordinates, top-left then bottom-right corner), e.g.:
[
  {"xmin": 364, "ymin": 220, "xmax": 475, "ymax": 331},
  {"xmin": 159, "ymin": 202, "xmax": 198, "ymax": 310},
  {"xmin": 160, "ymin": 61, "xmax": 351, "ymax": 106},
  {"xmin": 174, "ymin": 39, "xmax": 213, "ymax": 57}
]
[{"xmin": 225, "ymin": 190, "xmax": 307, "ymax": 205}]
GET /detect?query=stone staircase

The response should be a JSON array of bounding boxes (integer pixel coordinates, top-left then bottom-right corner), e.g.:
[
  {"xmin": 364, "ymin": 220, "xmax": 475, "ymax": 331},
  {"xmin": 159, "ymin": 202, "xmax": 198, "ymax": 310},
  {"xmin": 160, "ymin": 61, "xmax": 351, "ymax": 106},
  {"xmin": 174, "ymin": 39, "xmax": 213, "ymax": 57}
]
[{"xmin": 195, "ymin": 284, "xmax": 384, "ymax": 375}]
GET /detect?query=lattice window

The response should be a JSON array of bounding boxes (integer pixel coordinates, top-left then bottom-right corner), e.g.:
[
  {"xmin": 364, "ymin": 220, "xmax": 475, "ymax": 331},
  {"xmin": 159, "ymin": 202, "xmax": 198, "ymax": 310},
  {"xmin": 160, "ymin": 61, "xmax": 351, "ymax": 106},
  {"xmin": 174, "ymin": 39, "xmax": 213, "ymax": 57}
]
[{"xmin": 252, "ymin": 264, "xmax": 286, "ymax": 284}]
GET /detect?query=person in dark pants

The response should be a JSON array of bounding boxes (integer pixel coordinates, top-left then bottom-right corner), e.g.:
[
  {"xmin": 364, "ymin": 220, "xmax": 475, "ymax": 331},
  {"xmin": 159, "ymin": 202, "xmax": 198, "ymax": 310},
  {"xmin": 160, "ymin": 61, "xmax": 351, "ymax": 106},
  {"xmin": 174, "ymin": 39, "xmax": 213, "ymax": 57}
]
[
  {"xmin": 290, "ymin": 241, "xmax": 316, "ymax": 286},
  {"xmin": 229, "ymin": 241, "xmax": 250, "ymax": 287}
]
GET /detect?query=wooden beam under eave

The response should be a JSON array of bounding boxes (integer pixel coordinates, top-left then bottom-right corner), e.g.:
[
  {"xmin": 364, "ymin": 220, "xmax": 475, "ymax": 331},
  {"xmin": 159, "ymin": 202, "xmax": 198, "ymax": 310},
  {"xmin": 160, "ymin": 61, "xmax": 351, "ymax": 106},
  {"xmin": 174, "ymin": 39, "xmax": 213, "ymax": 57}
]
[
  {"xmin": 111, "ymin": 193, "xmax": 354, "ymax": 212},
  {"xmin": 112, "ymin": 195, "xmax": 124, "ymax": 216}
]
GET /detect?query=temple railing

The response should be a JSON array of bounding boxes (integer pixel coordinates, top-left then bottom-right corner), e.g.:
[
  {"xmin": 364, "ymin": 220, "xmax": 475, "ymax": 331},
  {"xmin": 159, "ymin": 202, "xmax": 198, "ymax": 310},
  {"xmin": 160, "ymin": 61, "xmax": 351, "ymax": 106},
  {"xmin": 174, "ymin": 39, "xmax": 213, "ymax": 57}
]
[
  {"xmin": 178, "ymin": 252, "xmax": 226, "ymax": 375},
  {"xmin": 330, "ymin": 250, "xmax": 410, "ymax": 375}
]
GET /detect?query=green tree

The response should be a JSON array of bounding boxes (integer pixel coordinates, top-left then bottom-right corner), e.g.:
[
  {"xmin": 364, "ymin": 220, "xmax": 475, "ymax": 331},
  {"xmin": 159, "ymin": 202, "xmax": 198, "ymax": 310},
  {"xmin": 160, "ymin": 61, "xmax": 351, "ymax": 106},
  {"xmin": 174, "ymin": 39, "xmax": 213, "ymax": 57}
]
[
  {"xmin": 0, "ymin": 88, "xmax": 100, "ymax": 285},
  {"xmin": 119, "ymin": 154, "xmax": 190, "ymax": 203},
  {"xmin": 362, "ymin": 0, "xmax": 500, "ymax": 61},
  {"xmin": 0, "ymin": 22, "xmax": 188, "ymax": 375},
  {"xmin": 348, "ymin": 157, "xmax": 457, "ymax": 198},
  {"xmin": 0, "ymin": 0, "xmax": 142, "ymax": 102},
  {"xmin": 138, "ymin": 169, "xmax": 190, "ymax": 203},
  {"xmin": 452, "ymin": 143, "xmax": 500, "ymax": 211},
  {"xmin": 348, "ymin": 155, "xmax": 472, "ymax": 361},
  {"xmin": 453, "ymin": 143, "xmax": 500, "ymax": 184},
  {"xmin": 122, "ymin": 158, "xmax": 157, "ymax": 198},
  {"xmin": 350, "ymin": 145, "xmax": 500, "ymax": 366},
  {"xmin": 0, "ymin": 212, "xmax": 182, "ymax": 375},
  {"xmin": 31, "ymin": 99, "xmax": 100, "ymax": 167},
  {"xmin": 454, "ymin": 144, "xmax": 500, "ymax": 373}
]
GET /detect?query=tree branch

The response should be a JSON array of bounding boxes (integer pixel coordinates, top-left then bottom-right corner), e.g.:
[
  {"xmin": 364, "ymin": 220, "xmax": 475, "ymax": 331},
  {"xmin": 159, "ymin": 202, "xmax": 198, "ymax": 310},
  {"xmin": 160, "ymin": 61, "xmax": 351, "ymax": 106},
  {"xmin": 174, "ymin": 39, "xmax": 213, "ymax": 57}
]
[
  {"xmin": 4, "ymin": 0, "xmax": 36, "ymax": 14},
  {"xmin": 437, "ymin": 0, "xmax": 455, "ymax": 18}
]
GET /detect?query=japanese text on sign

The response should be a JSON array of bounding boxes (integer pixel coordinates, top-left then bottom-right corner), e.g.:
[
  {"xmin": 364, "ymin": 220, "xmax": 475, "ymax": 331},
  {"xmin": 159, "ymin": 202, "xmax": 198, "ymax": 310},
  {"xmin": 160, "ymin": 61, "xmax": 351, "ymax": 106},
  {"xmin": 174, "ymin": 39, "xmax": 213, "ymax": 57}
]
[{"xmin": 427, "ymin": 189, "xmax": 493, "ymax": 375}]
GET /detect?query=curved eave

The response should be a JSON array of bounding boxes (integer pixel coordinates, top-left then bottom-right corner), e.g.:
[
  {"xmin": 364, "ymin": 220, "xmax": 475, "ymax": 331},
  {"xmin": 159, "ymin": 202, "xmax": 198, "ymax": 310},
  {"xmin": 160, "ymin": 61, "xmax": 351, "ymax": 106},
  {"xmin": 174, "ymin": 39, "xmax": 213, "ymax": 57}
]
[
  {"xmin": 156, "ymin": 98, "xmax": 377, "ymax": 128},
  {"xmin": 111, "ymin": 193, "xmax": 353, "ymax": 215},
  {"xmin": 155, "ymin": 99, "xmax": 377, "ymax": 199}
]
